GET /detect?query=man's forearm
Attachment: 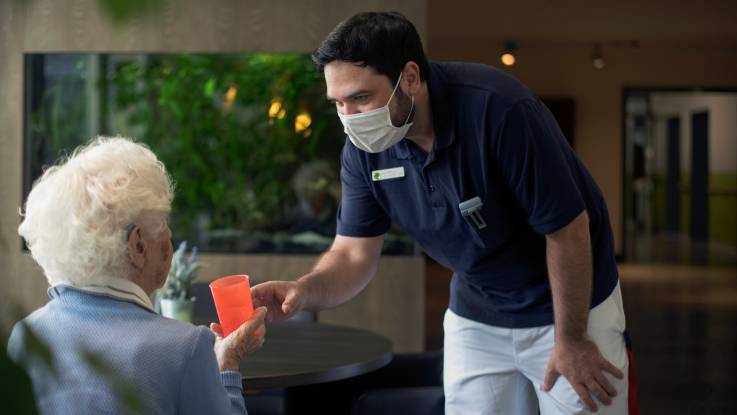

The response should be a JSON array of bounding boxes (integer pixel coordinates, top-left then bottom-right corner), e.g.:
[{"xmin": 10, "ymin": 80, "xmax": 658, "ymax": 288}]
[
  {"xmin": 297, "ymin": 236, "xmax": 382, "ymax": 311},
  {"xmin": 545, "ymin": 211, "xmax": 593, "ymax": 343}
]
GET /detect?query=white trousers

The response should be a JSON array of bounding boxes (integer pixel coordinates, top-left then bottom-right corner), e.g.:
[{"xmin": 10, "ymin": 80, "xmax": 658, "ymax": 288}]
[{"xmin": 443, "ymin": 283, "xmax": 629, "ymax": 415}]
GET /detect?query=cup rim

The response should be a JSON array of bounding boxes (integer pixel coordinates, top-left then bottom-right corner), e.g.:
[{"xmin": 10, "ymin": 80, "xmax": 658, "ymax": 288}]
[{"xmin": 209, "ymin": 274, "xmax": 250, "ymax": 289}]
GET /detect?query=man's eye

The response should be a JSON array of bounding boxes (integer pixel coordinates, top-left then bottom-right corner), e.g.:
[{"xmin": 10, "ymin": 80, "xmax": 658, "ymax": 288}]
[{"xmin": 354, "ymin": 95, "xmax": 368, "ymax": 102}]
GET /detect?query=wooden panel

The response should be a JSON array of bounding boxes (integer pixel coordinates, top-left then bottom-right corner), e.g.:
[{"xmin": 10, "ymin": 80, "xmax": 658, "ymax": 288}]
[
  {"xmin": 318, "ymin": 256, "xmax": 425, "ymax": 353},
  {"xmin": 193, "ymin": 254, "xmax": 425, "ymax": 353}
]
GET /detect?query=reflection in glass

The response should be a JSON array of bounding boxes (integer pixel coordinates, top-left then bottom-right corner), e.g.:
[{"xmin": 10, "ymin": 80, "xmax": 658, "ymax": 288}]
[{"xmin": 24, "ymin": 53, "xmax": 415, "ymax": 254}]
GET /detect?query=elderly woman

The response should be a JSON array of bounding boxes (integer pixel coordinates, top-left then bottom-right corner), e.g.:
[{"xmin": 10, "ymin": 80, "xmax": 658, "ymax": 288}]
[{"xmin": 8, "ymin": 137, "xmax": 265, "ymax": 414}]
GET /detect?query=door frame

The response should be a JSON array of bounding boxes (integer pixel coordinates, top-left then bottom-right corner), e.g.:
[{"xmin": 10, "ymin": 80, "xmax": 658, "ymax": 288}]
[{"xmin": 620, "ymin": 86, "xmax": 737, "ymax": 261}]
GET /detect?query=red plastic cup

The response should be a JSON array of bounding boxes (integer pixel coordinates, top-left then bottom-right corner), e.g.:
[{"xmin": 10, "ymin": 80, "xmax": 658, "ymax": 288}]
[{"xmin": 209, "ymin": 274, "xmax": 254, "ymax": 337}]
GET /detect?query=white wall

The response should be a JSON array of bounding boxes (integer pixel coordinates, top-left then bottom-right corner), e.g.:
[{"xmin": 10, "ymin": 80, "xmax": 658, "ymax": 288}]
[
  {"xmin": 427, "ymin": 0, "xmax": 737, "ymax": 254},
  {"xmin": 651, "ymin": 93, "xmax": 737, "ymax": 175}
]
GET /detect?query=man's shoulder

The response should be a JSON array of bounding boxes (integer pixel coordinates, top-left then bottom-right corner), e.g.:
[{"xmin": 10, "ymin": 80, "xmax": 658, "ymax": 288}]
[{"xmin": 430, "ymin": 61, "xmax": 536, "ymax": 108}]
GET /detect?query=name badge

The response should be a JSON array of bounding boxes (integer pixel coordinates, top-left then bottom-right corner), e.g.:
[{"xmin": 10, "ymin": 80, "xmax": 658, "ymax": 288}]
[{"xmin": 372, "ymin": 167, "xmax": 405, "ymax": 182}]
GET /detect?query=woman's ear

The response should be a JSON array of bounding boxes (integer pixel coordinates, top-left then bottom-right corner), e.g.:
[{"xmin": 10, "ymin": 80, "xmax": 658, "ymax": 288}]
[{"xmin": 127, "ymin": 225, "xmax": 146, "ymax": 270}]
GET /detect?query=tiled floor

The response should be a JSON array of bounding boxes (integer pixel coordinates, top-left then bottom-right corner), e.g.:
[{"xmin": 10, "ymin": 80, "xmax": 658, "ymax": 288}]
[
  {"xmin": 424, "ymin": 260, "xmax": 737, "ymax": 413},
  {"xmin": 620, "ymin": 264, "xmax": 737, "ymax": 414},
  {"xmin": 625, "ymin": 233, "xmax": 737, "ymax": 266}
]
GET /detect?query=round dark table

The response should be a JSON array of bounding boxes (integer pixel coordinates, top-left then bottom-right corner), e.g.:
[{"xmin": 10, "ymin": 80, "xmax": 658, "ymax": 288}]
[{"xmin": 240, "ymin": 321, "xmax": 393, "ymax": 390}]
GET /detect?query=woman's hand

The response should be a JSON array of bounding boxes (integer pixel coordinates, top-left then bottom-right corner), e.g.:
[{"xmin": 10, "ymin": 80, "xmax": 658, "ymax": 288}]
[{"xmin": 210, "ymin": 307, "xmax": 267, "ymax": 372}]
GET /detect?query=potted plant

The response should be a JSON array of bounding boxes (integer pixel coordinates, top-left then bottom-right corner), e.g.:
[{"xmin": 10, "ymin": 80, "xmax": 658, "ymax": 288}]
[{"xmin": 159, "ymin": 241, "xmax": 204, "ymax": 322}]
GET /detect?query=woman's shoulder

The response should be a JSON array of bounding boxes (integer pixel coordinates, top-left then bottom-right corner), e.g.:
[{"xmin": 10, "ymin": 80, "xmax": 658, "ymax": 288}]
[{"xmin": 138, "ymin": 314, "xmax": 215, "ymax": 349}]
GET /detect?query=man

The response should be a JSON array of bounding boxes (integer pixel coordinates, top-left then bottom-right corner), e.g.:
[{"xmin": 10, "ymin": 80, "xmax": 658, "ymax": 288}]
[{"xmin": 253, "ymin": 12, "xmax": 629, "ymax": 414}]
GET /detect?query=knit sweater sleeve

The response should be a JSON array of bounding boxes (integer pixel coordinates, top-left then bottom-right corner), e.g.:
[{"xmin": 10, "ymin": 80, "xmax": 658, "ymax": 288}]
[{"xmin": 178, "ymin": 327, "xmax": 247, "ymax": 415}]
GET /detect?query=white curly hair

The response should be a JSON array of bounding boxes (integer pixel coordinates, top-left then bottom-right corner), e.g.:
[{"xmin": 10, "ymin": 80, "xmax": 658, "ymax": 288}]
[{"xmin": 18, "ymin": 136, "xmax": 174, "ymax": 286}]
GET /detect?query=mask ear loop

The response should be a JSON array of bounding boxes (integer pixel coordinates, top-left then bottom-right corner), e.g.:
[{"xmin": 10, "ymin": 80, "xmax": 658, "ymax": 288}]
[
  {"xmin": 387, "ymin": 72, "xmax": 414, "ymax": 127},
  {"xmin": 403, "ymin": 95, "xmax": 415, "ymax": 125},
  {"xmin": 386, "ymin": 72, "xmax": 404, "ymax": 105}
]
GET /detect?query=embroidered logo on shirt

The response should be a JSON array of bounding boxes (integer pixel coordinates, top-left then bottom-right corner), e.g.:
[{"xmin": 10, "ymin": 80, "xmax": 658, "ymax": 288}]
[{"xmin": 371, "ymin": 167, "xmax": 405, "ymax": 181}]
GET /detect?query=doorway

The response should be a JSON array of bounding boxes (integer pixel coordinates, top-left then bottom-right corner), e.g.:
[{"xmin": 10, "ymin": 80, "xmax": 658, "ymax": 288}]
[{"xmin": 622, "ymin": 89, "xmax": 737, "ymax": 264}]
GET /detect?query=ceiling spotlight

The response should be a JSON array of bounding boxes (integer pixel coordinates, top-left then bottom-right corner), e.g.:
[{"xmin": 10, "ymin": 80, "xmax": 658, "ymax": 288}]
[
  {"xmin": 592, "ymin": 44, "xmax": 605, "ymax": 70},
  {"xmin": 501, "ymin": 41, "xmax": 517, "ymax": 66}
]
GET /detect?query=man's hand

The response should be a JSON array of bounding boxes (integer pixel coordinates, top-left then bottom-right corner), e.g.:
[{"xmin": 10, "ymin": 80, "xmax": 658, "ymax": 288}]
[
  {"xmin": 251, "ymin": 281, "xmax": 306, "ymax": 323},
  {"xmin": 248, "ymin": 235, "xmax": 383, "ymax": 323},
  {"xmin": 210, "ymin": 307, "xmax": 267, "ymax": 372},
  {"xmin": 541, "ymin": 335, "xmax": 624, "ymax": 412}
]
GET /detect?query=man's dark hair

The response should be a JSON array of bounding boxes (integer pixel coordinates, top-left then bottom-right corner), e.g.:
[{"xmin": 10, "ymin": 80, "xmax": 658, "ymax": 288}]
[{"xmin": 312, "ymin": 11, "xmax": 430, "ymax": 84}]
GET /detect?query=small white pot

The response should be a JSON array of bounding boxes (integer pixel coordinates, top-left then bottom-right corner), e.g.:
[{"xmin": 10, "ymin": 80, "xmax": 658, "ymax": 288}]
[{"xmin": 160, "ymin": 298, "xmax": 195, "ymax": 322}]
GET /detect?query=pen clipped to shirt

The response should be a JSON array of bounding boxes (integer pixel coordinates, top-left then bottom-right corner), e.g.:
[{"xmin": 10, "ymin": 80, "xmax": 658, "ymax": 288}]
[{"xmin": 459, "ymin": 197, "xmax": 487, "ymax": 230}]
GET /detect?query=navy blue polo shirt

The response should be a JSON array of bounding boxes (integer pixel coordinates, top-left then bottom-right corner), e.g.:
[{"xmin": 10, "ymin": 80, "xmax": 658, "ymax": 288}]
[{"xmin": 337, "ymin": 61, "xmax": 619, "ymax": 328}]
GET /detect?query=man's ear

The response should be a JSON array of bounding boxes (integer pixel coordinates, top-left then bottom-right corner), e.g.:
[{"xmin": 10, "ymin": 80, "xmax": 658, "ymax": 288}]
[
  {"xmin": 402, "ymin": 61, "xmax": 422, "ymax": 95},
  {"xmin": 127, "ymin": 225, "xmax": 146, "ymax": 270}
]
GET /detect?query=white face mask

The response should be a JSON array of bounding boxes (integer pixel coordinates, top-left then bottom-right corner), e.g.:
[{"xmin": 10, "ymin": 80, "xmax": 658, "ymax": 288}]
[{"xmin": 338, "ymin": 73, "xmax": 414, "ymax": 153}]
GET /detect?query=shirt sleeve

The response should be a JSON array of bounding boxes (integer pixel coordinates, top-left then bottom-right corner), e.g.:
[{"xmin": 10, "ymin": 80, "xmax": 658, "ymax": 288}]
[
  {"xmin": 336, "ymin": 139, "xmax": 391, "ymax": 237},
  {"xmin": 494, "ymin": 99, "xmax": 585, "ymax": 235},
  {"xmin": 179, "ymin": 327, "xmax": 248, "ymax": 415}
]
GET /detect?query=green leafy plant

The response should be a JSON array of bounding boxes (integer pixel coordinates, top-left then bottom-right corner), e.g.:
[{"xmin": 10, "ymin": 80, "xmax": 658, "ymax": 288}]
[
  {"xmin": 2, "ymin": 318, "xmax": 144, "ymax": 414},
  {"xmin": 25, "ymin": 53, "xmax": 416, "ymax": 255},
  {"xmin": 161, "ymin": 241, "xmax": 204, "ymax": 301},
  {"xmin": 111, "ymin": 53, "xmax": 343, "ymax": 250},
  {"xmin": 1, "ymin": 326, "xmax": 40, "ymax": 415}
]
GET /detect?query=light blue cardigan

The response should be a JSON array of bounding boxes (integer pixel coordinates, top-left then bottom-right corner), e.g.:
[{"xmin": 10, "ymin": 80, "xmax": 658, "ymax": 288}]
[{"xmin": 7, "ymin": 285, "xmax": 248, "ymax": 415}]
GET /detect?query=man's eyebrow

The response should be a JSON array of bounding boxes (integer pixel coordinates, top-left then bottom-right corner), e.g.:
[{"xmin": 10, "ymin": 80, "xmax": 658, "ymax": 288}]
[{"xmin": 326, "ymin": 89, "xmax": 371, "ymax": 102}]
